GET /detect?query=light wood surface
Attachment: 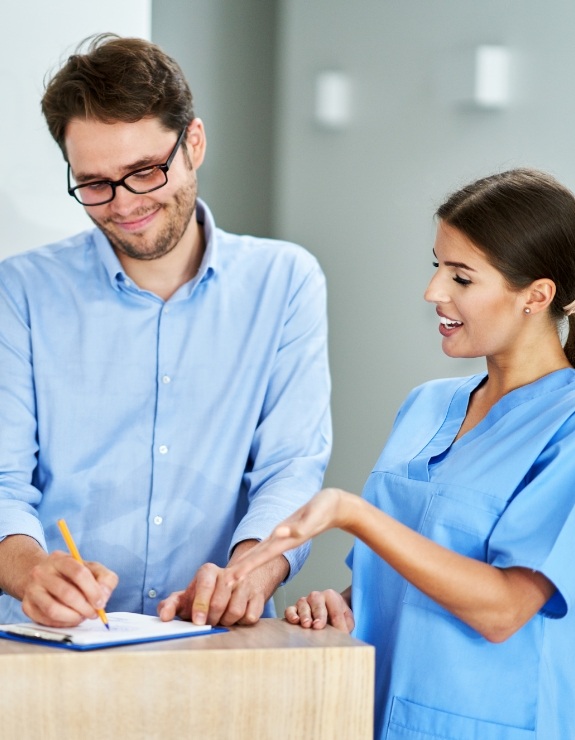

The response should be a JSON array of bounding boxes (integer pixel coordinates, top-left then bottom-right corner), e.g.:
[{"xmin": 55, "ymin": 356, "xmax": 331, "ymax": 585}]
[{"xmin": 0, "ymin": 617, "xmax": 374, "ymax": 739}]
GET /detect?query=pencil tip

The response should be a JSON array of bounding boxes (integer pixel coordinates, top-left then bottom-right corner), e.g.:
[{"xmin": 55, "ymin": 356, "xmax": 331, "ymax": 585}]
[{"xmin": 105, "ymin": 623, "xmax": 110, "ymax": 630}]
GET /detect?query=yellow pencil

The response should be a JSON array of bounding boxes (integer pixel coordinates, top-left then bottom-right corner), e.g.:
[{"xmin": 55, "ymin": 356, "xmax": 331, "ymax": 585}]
[{"xmin": 56, "ymin": 518, "xmax": 110, "ymax": 630}]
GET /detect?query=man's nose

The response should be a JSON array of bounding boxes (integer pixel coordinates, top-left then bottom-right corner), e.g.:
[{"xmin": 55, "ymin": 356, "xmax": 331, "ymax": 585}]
[{"xmin": 108, "ymin": 183, "xmax": 147, "ymax": 214}]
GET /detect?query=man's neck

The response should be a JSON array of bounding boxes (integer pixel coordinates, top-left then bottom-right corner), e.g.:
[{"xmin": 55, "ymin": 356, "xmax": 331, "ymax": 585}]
[{"xmin": 115, "ymin": 221, "xmax": 205, "ymax": 301}]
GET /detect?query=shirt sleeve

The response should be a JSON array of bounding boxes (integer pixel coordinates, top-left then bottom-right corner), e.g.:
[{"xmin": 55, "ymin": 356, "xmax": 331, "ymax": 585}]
[
  {"xmin": 231, "ymin": 256, "xmax": 332, "ymax": 579},
  {"xmin": 0, "ymin": 266, "xmax": 47, "ymax": 549},
  {"xmin": 488, "ymin": 414, "xmax": 575, "ymax": 618}
]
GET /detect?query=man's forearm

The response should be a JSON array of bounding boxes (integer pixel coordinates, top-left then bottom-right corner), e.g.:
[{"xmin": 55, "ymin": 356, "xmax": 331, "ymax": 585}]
[{"xmin": 0, "ymin": 534, "xmax": 47, "ymax": 600}]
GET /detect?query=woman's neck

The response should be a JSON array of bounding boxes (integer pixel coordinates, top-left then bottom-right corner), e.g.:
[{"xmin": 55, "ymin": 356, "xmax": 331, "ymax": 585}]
[{"xmin": 455, "ymin": 333, "xmax": 570, "ymax": 442}]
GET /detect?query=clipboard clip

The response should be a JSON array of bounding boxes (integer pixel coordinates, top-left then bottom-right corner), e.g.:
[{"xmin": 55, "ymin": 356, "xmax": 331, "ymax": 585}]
[{"xmin": 6, "ymin": 625, "xmax": 74, "ymax": 643}]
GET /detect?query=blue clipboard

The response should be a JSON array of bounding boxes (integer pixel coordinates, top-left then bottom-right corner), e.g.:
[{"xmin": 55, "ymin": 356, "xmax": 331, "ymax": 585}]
[{"xmin": 0, "ymin": 613, "xmax": 228, "ymax": 651}]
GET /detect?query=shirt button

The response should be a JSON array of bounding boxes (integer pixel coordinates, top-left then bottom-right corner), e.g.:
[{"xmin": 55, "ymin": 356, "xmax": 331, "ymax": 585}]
[
  {"xmin": 148, "ymin": 589, "xmax": 157, "ymax": 599},
  {"xmin": 159, "ymin": 445, "xmax": 168, "ymax": 454},
  {"xmin": 153, "ymin": 516, "xmax": 163, "ymax": 525},
  {"xmin": 161, "ymin": 375, "xmax": 171, "ymax": 384}
]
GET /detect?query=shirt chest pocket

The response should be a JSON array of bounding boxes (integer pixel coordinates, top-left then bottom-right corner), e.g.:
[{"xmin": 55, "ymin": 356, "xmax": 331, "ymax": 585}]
[{"xmin": 403, "ymin": 485, "xmax": 503, "ymax": 614}]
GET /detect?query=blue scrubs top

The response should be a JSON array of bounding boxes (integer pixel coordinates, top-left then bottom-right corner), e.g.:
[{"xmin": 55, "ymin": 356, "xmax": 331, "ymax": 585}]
[{"xmin": 349, "ymin": 369, "xmax": 575, "ymax": 739}]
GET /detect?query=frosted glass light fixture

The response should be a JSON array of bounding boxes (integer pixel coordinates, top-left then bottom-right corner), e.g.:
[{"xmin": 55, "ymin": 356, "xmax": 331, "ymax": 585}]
[
  {"xmin": 314, "ymin": 71, "xmax": 351, "ymax": 129},
  {"xmin": 474, "ymin": 46, "xmax": 510, "ymax": 108},
  {"xmin": 437, "ymin": 45, "xmax": 511, "ymax": 110}
]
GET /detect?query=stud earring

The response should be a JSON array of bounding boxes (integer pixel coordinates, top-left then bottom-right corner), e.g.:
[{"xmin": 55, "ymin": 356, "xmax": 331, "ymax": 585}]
[{"xmin": 524, "ymin": 307, "xmax": 531, "ymax": 314}]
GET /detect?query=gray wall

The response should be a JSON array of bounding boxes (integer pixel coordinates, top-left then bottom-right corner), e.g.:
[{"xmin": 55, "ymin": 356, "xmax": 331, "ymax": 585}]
[
  {"xmin": 152, "ymin": 0, "xmax": 575, "ymax": 608},
  {"xmin": 152, "ymin": 0, "xmax": 278, "ymax": 237},
  {"xmin": 273, "ymin": 0, "xmax": 553, "ymax": 602}
]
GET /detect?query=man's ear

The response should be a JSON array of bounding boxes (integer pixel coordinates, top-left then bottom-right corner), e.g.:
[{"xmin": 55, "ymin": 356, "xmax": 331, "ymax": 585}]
[
  {"xmin": 523, "ymin": 278, "xmax": 556, "ymax": 315},
  {"xmin": 185, "ymin": 118, "xmax": 206, "ymax": 170}
]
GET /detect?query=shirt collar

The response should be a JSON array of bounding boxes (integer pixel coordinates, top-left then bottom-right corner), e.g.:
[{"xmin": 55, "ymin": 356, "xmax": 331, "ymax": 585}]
[
  {"xmin": 191, "ymin": 197, "xmax": 218, "ymax": 285},
  {"xmin": 94, "ymin": 197, "xmax": 218, "ymax": 294}
]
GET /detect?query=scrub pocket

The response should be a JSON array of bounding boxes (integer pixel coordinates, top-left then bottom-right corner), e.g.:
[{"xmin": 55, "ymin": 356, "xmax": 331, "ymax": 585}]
[
  {"xmin": 402, "ymin": 482, "xmax": 502, "ymax": 615},
  {"xmin": 386, "ymin": 696, "xmax": 535, "ymax": 739}
]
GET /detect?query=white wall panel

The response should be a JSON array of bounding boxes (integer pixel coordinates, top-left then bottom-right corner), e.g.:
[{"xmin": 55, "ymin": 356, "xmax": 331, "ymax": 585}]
[{"xmin": 0, "ymin": 1, "xmax": 151, "ymax": 256}]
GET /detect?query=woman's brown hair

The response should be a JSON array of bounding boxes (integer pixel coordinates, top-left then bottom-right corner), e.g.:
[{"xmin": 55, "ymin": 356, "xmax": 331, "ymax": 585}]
[{"xmin": 437, "ymin": 168, "xmax": 575, "ymax": 366}]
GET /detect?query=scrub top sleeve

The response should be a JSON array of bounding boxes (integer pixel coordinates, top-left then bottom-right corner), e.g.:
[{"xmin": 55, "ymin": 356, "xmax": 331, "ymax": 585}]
[{"xmin": 488, "ymin": 418, "xmax": 575, "ymax": 618}]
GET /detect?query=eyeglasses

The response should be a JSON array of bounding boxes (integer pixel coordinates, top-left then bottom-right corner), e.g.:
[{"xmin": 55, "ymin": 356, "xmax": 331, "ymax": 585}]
[{"xmin": 67, "ymin": 127, "xmax": 188, "ymax": 206}]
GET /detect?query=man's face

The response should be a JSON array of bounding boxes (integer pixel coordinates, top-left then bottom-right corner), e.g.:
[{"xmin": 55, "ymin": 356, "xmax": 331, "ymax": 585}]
[{"xmin": 65, "ymin": 117, "xmax": 203, "ymax": 261}]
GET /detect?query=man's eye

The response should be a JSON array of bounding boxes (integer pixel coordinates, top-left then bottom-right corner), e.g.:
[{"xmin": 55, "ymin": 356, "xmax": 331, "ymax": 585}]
[
  {"xmin": 131, "ymin": 167, "xmax": 159, "ymax": 181},
  {"xmin": 85, "ymin": 182, "xmax": 109, "ymax": 192}
]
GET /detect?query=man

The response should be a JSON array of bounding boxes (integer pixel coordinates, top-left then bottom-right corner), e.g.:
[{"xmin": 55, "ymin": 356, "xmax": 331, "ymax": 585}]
[{"xmin": 0, "ymin": 34, "xmax": 331, "ymax": 628}]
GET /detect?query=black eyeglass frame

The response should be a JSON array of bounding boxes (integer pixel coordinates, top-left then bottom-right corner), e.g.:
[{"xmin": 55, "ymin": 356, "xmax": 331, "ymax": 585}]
[{"xmin": 67, "ymin": 126, "xmax": 188, "ymax": 206}]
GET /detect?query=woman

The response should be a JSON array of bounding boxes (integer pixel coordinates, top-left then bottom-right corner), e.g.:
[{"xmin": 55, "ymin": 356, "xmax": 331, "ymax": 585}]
[{"xmin": 227, "ymin": 168, "xmax": 575, "ymax": 739}]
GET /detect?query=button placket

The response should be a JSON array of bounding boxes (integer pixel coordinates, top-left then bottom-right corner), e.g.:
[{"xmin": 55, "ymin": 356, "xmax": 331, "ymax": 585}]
[{"xmin": 145, "ymin": 302, "xmax": 177, "ymax": 607}]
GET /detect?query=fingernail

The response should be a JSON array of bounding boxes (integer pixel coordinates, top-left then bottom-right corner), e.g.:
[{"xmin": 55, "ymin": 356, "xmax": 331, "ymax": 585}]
[{"xmin": 193, "ymin": 613, "xmax": 206, "ymax": 626}]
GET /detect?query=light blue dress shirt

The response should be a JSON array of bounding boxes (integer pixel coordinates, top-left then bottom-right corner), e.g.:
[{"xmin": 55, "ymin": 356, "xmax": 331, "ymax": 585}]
[
  {"xmin": 0, "ymin": 199, "xmax": 331, "ymax": 622},
  {"xmin": 349, "ymin": 369, "xmax": 575, "ymax": 739}
]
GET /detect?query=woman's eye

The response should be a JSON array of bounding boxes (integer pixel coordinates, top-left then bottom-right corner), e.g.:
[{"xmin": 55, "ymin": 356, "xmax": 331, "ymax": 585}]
[
  {"xmin": 453, "ymin": 274, "xmax": 472, "ymax": 286},
  {"xmin": 432, "ymin": 261, "xmax": 439, "ymax": 268}
]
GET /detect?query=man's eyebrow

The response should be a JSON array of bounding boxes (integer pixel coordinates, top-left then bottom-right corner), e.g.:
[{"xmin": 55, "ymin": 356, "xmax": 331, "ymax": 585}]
[
  {"xmin": 73, "ymin": 156, "xmax": 160, "ymax": 183},
  {"xmin": 432, "ymin": 249, "xmax": 477, "ymax": 271}
]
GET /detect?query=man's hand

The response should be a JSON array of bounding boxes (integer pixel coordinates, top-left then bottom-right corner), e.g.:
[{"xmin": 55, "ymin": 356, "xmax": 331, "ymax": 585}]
[
  {"xmin": 22, "ymin": 550, "xmax": 118, "ymax": 627},
  {"xmin": 0, "ymin": 535, "xmax": 118, "ymax": 627},
  {"xmin": 158, "ymin": 540, "xmax": 289, "ymax": 626}
]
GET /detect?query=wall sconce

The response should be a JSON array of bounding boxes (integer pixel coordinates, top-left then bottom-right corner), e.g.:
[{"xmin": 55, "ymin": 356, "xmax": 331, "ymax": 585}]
[
  {"xmin": 314, "ymin": 71, "xmax": 351, "ymax": 129},
  {"xmin": 474, "ymin": 46, "xmax": 510, "ymax": 108},
  {"xmin": 437, "ymin": 45, "xmax": 511, "ymax": 110}
]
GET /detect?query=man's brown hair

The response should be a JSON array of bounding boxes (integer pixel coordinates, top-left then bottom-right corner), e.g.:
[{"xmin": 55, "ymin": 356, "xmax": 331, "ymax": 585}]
[{"xmin": 41, "ymin": 33, "xmax": 194, "ymax": 159}]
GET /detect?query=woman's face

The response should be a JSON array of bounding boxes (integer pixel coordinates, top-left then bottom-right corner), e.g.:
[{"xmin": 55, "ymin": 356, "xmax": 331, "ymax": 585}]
[{"xmin": 424, "ymin": 220, "xmax": 530, "ymax": 361}]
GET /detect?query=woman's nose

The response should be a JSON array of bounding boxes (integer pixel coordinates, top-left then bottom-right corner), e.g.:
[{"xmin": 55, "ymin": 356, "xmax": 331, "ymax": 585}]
[{"xmin": 424, "ymin": 272, "xmax": 450, "ymax": 304}]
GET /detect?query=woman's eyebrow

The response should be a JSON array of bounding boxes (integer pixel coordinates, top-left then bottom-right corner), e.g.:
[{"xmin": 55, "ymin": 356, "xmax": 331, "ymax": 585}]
[
  {"xmin": 445, "ymin": 260, "xmax": 476, "ymax": 271},
  {"xmin": 432, "ymin": 250, "xmax": 477, "ymax": 271}
]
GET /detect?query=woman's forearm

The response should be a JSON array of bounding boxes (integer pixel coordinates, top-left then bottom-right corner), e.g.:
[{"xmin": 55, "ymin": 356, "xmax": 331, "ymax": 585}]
[{"xmin": 342, "ymin": 493, "xmax": 554, "ymax": 642}]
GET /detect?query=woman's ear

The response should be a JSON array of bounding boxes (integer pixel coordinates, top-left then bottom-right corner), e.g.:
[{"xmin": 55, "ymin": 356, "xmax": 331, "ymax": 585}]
[{"xmin": 523, "ymin": 278, "xmax": 556, "ymax": 315}]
